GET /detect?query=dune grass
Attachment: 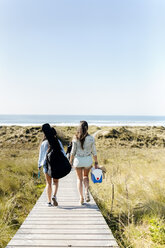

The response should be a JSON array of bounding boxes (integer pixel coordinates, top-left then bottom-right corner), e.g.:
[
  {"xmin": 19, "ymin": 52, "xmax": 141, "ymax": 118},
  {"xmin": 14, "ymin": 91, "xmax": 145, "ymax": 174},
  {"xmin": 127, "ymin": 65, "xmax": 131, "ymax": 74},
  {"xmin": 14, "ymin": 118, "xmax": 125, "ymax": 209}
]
[
  {"xmin": 0, "ymin": 148, "xmax": 45, "ymax": 248},
  {"xmin": 0, "ymin": 125, "xmax": 165, "ymax": 248},
  {"xmin": 90, "ymin": 127, "xmax": 165, "ymax": 248}
]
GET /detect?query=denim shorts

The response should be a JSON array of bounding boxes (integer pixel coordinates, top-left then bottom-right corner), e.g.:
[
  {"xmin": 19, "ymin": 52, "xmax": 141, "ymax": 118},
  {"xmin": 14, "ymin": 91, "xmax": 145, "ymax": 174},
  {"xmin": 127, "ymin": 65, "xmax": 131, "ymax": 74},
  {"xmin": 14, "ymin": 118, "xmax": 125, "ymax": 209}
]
[
  {"xmin": 43, "ymin": 164, "xmax": 51, "ymax": 177},
  {"xmin": 43, "ymin": 165, "xmax": 48, "ymax": 174}
]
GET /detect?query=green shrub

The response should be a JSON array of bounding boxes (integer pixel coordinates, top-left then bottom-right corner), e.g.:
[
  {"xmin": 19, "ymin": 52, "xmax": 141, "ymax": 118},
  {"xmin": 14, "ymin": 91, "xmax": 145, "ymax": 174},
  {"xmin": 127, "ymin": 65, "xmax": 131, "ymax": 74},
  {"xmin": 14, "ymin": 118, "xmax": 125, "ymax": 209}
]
[{"xmin": 149, "ymin": 218, "xmax": 165, "ymax": 245}]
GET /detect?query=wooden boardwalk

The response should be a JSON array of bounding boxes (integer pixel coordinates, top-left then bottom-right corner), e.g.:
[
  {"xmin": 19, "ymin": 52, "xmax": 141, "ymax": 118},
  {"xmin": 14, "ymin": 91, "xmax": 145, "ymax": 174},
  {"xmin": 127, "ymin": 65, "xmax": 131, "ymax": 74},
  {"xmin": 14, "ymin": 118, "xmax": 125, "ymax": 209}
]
[{"xmin": 7, "ymin": 169, "xmax": 119, "ymax": 248}]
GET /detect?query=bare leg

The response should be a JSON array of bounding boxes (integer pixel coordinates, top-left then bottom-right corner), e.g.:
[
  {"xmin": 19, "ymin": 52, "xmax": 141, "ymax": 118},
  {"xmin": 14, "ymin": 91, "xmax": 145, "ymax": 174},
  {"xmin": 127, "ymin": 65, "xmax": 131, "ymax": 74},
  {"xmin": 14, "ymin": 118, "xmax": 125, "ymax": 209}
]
[
  {"xmin": 52, "ymin": 178, "xmax": 59, "ymax": 206},
  {"xmin": 52, "ymin": 179, "xmax": 59, "ymax": 197},
  {"xmin": 83, "ymin": 167, "xmax": 91, "ymax": 202},
  {"xmin": 75, "ymin": 168, "xmax": 83, "ymax": 202},
  {"xmin": 45, "ymin": 173, "xmax": 52, "ymax": 203}
]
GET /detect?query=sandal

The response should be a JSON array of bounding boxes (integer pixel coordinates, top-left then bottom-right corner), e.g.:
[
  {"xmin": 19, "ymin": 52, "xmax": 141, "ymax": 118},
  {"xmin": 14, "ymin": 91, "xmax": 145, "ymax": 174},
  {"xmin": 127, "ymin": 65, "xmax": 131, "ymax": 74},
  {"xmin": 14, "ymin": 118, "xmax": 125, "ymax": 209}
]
[
  {"xmin": 79, "ymin": 197, "xmax": 84, "ymax": 205},
  {"xmin": 52, "ymin": 196, "xmax": 58, "ymax": 206},
  {"xmin": 85, "ymin": 191, "xmax": 90, "ymax": 202}
]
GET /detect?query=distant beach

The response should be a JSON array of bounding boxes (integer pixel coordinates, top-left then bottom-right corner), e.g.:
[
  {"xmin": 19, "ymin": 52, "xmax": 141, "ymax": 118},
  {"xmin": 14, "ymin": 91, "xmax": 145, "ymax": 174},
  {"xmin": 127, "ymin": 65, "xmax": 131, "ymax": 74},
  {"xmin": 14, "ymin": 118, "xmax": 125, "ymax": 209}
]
[{"xmin": 0, "ymin": 115, "xmax": 165, "ymax": 127}]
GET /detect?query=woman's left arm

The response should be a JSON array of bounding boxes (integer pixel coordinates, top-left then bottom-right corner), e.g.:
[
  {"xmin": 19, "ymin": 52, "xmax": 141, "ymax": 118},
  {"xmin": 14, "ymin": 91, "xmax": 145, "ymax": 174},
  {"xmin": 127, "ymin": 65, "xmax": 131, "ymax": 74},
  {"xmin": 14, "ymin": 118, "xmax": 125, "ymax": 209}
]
[
  {"xmin": 93, "ymin": 155, "xmax": 99, "ymax": 169},
  {"xmin": 69, "ymin": 154, "xmax": 74, "ymax": 166},
  {"xmin": 69, "ymin": 140, "xmax": 77, "ymax": 166}
]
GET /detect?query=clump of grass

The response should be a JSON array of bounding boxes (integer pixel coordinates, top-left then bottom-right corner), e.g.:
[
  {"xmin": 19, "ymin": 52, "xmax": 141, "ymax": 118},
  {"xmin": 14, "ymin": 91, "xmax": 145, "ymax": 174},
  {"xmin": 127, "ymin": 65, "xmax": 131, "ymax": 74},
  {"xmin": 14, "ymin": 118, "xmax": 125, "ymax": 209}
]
[
  {"xmin": 95, "ymin": 126, "xmax": 165, "ymax": 148},
  {"xmin": 149, "ymin": 218, "xmax": 165, "ymax": 245},
  {"xmin": 123, "ymin": 217, "xmax": 165, "ymax": 248}
]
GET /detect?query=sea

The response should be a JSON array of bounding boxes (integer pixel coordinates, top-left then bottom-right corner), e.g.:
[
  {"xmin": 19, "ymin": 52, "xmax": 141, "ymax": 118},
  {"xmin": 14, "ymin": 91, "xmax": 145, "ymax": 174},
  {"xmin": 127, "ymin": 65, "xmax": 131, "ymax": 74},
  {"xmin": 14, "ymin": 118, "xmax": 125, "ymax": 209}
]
[{"xmin": 0, "ymin": 115, "xmax": 165, "ymax": 127}]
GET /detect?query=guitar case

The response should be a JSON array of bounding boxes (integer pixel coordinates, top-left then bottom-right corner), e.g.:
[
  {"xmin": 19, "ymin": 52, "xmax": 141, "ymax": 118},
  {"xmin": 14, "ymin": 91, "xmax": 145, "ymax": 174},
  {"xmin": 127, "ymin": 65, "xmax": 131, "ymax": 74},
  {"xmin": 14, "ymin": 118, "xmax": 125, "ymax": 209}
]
[{"xmin": 42, "ymin": 123, "xmax": 71, "ymax": 179}]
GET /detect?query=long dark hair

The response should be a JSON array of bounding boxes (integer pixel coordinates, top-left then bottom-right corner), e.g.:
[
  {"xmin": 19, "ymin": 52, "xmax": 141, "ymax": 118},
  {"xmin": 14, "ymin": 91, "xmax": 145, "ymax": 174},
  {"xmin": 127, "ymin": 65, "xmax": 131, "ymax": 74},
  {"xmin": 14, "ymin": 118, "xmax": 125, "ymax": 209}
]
[
  {"xmin": 76, "ymin": 121, "xmax": 88, "ymax": 149},
  {"xmin": 41, "ymin": 125, "xmax": 60, "ymax": 151},
  {"xmin": 42, "ymin": 127, "xmax": 57, "ymax": 141}
]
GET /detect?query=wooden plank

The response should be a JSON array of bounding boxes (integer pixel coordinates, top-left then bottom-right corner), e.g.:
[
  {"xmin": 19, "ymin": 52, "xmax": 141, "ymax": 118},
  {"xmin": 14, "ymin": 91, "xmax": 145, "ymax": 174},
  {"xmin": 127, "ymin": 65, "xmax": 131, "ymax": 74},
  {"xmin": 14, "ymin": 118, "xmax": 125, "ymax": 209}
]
[
  {"xmin": 29, "ymin": 213, "xmax": 102, "ymax": 216},
  {"xmin": 31, "ymin": 210, "xmax": 100, "ymax": 214},
  {"xmin": 29, "ymin": 213, "xmax": 101, "ymax": 216},
  {"xmin": 20, "ymin": 224, "xmax": 109, "ymax": 229},
  {"xmin": 28, "ymin": 215, "xmax": 103, "ymax": 218},
  {"xmin": 23, "ymin": 220, "xmax": 107, "ymax": 225},
  {"xmin": 12, "ymin": 234, "xmax": 114, "ymax": 240},
  {"xmin": 8, "ymin": 239, "xmax": 118, "ymax": 247},
  {"xmin": 32, "ymin": 206, "xmax": 99, "ymax": 209},
  {"xmin": 35, "ymin": 202, "xmax": 97, "ymax": 205},
  {"xmin": 7, "ymin": 246, "xmax": 118, "ymax": 248},
  {"xmin": 31, "ymin": 208, "xmax": 100, "ymax": 211},
  {"xmin": 17, "ymin": 228, "xmax": 111, "ymax": 234},
  {"xmin": 26, "ymin": 216, "xmax": 104, "ymax": 220},
  {"xmin": 33, "ymin": 207, "xmax": 99, "ymax": 211},
  {"xmin": 27, "ymin": 216, "xmax": 103, "ymax": 219}
]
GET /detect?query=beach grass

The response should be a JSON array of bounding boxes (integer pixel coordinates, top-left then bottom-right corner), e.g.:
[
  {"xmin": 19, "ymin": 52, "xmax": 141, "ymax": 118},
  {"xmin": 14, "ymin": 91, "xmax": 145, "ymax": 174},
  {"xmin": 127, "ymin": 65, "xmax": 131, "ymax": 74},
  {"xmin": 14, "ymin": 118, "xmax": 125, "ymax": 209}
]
[
  {"xmin": 0, "ymin": 148, "xmax": 45, "ymax": 248},
  {"xmin": 90, "ymin": 126, "xmax": 165, "ymax": 248},
  {"xmin": 0, "ymin": 125, "xmax": 165, "ymax": 248}
]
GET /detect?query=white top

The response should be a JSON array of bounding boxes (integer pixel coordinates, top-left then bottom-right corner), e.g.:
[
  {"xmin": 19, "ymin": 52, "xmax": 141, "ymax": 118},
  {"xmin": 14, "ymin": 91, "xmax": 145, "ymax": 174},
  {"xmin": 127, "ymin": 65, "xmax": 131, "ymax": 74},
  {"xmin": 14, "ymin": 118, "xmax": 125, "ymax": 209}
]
[
  {"xmin": 71, "ymin": 135, "xmax": 97, "ymax": 157},
  {"xmin": 38, "ymin": 139, "xmax": 66, "ymax": 168}
]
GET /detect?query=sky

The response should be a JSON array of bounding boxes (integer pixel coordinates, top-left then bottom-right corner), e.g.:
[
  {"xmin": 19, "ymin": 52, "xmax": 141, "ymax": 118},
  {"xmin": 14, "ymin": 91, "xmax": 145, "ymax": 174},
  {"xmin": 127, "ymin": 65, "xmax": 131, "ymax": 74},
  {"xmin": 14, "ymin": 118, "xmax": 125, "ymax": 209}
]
[{"xmin": 0, "ymin": 0, "xmax": 165, "ymax": 115}]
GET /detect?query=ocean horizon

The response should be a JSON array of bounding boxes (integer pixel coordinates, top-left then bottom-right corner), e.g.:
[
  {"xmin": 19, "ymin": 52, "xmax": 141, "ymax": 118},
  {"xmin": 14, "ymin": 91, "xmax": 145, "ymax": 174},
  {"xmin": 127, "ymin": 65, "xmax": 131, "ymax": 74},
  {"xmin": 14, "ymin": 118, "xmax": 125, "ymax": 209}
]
[{"xmin": 0, "ymin": 115, "xmax": 165, "ymax": 127}]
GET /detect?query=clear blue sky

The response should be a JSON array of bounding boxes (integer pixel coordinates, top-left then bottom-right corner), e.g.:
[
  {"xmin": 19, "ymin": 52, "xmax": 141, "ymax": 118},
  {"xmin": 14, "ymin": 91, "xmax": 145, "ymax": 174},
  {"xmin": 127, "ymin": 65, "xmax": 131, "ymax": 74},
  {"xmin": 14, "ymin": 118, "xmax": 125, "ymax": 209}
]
[{"xmin": 0, "ymin": 0, "xmax": 165, "ymax": 115}]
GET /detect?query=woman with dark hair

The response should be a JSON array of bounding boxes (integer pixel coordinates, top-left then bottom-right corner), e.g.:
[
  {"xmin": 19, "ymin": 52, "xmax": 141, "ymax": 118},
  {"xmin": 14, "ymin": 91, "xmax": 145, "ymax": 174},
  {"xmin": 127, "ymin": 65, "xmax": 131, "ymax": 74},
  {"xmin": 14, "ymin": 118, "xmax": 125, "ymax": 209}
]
[
  {"xmin": 70, "ymin": 121, "xmax": 99, "ymax": 205},
  {"xmin": 38, "ymin": 126, "xmax": 66, "ymax": 207}
]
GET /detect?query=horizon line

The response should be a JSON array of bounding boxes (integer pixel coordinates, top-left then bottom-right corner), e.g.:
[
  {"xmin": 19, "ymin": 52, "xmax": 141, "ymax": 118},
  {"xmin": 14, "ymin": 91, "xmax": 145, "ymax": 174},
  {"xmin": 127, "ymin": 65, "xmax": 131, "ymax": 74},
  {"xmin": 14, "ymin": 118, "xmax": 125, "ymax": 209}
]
[{"xmin": 0, "ymin": 114, "xmax": 165, "ymax": 117}]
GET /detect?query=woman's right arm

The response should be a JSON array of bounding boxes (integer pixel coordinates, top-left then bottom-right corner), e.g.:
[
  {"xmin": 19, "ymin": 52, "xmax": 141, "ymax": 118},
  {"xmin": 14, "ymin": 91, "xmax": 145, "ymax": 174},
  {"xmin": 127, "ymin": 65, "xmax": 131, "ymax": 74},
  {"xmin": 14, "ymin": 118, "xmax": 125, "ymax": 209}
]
[
  {"xmin": 38, "ymin": 141, "xmax": 49, "ymax": 169},
  {"xmin": 38, "ymin": 143, "xmax": 44, "ymax": 170}
]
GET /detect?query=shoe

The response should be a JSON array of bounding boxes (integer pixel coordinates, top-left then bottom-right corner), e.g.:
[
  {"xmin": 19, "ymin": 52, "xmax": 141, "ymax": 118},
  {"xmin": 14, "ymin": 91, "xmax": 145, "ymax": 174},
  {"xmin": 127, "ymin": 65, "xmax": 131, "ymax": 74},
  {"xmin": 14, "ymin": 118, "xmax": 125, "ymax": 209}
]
[
  {"xmin": 46, "ymin": 202, "xmax": 52, "ymax": 207},
  {"xmin": 85, "ymin": 191, "xmax": 90, "ymax": 202},
  {"xmin": 52, "ymin": 196, "xmax": 58, "ymax": 206},
  {"xmin": 79, "ymin": 197, "xmax": 84, "ymax": 205}
]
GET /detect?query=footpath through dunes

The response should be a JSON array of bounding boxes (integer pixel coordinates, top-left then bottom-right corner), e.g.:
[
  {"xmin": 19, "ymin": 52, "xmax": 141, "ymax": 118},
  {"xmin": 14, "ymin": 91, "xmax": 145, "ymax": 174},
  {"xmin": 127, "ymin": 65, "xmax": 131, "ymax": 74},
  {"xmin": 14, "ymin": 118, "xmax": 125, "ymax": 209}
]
[{"xmin": 6, "ymin": 170, "xmax": 119, "ymax": 248}]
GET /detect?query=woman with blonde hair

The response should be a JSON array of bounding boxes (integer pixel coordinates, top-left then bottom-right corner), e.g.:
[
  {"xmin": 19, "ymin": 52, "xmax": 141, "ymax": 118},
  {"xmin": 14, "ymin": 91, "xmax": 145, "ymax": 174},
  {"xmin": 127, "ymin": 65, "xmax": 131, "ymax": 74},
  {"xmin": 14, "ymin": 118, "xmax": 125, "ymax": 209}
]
[{"xmin": 70, "ymin": 121, "xmax": 99, "ymax": 205}]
